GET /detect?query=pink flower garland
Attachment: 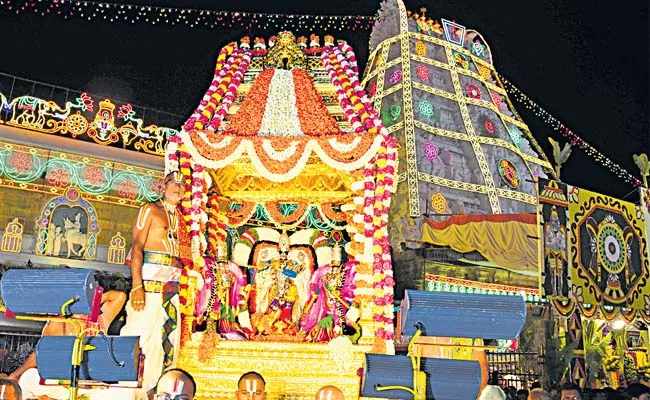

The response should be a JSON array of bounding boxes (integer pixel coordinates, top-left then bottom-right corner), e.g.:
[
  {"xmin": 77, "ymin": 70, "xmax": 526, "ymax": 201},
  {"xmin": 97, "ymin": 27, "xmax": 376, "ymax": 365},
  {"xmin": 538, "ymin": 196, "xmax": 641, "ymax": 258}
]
[
  {"xmin": 183, "ymin": 44, "xmax": 235, "ymax": 131},
  {"xmin": 183, "ymin": 45, "xmax": 250, "ymax": 132},
  {"xmin": 207, "ymin": 51, "xmax": 251, "ymax": 131},
  {"xmin": 322, "ymin": 44, "xmax": 398, "ymax": 344},
  {"xmin": 170, "ymin": 44, "xmax": 253, "ymax": 266}
]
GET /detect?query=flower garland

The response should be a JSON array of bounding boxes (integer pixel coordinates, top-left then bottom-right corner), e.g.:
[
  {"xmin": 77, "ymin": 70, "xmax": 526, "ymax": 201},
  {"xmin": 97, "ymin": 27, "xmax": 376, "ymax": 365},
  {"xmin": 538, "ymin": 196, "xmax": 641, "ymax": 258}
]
[
  {"xmin": 207, "ymin": 51, "xmax": 251, "ymax": 132},
  {"xmin": 225, "ymin": 69, "xmax": 274, "ymax": 136},
  {"xmin": 291, "ymin": 69, "xmax": 342, "ymax": 136},
  {"xmin": 322, "ymin": 43, "xmax": 398, "ymax": 350},
  {"xmin": 183, "ymin": 44, "xmax": 235, "ymax": 131},
  {"xmin": 183, "ymin": 45, "xmax": 251, "ymax": 132},
  {"xmin": 206, "ymin": 194, "xmax": 228, "ymax": 257}
]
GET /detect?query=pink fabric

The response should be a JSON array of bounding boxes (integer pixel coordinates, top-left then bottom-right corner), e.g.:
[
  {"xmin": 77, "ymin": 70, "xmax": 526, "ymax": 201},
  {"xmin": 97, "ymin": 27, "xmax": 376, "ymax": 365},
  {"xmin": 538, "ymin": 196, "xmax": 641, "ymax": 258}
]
[
  {"xmin": 300, "ymin": 262, "xmax": 357, "ymax": 333},
  {"xmin": 195, "ymin": 257, "xmax": 247, "ymax": 317}
]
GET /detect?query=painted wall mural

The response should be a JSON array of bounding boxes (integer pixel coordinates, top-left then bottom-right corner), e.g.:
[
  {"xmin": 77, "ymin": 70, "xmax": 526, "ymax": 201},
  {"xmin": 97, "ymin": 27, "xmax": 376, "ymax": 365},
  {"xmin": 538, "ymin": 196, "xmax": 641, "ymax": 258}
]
[
  {"xmin": 0, "ymin": 141, "xmax": 163, "ymax": 207},
  {"xmin": 542, "ymin": 181, "xmax": 650, "ymax": 323},
  {"xmin": 35, "ymin": 187, "xmax": 100, "ymax": 260},
  {"xmin": 0, "ymin": 91, "xmax": 179, "ymax": 156},
  {"xmin": 538, "ymin": 178, "xmax": 570, "ymax": 299}
]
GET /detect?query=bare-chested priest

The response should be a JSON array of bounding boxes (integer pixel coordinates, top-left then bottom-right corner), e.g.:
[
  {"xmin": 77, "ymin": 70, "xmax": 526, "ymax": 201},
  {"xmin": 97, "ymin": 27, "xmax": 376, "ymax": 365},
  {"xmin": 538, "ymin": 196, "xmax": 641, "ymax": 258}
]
[{"xmin": 122, "ymin": 171, "xmax": 183, "ymax": 399}]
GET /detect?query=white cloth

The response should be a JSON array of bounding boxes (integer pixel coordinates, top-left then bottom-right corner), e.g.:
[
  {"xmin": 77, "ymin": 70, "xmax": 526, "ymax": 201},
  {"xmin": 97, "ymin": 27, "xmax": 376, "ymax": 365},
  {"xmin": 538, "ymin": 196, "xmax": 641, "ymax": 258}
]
[{"xmin": 120, "ymin": 257, "xmax": 181, "ymax": 400}]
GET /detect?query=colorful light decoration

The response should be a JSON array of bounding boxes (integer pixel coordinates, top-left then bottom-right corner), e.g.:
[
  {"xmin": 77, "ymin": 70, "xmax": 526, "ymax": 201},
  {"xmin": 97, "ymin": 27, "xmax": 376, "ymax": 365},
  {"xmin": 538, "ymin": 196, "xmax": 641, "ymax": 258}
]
[
  {"xmin": 1, "ymin": 0, "xmax": 376, "ymax": 31},
  {"xmin": 498, "ymin": 73, "xmax": 643, "ymax": 188}
]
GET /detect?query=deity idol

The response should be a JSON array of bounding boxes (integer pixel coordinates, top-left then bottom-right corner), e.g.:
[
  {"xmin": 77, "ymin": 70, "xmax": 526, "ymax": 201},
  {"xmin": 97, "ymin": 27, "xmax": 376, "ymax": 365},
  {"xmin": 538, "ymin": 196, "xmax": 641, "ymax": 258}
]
[
  {"xmin": 300, "ymin": 244, "xmax": 357, "ymax": 342},
  {"xmin": 251, "ymin": 231, "xmax": 308, "ymax": 337},
  {"xmin": 196, "ymin": 241, "xmax": 249, "ymax": 339}
]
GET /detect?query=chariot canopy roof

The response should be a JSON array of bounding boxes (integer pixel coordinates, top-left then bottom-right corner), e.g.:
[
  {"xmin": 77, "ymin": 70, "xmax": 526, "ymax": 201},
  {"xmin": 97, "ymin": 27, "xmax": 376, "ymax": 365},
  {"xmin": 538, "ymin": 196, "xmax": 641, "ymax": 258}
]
[{"xmin": 178, "ymin": 31, "xmax": 386, "ymax": 203}]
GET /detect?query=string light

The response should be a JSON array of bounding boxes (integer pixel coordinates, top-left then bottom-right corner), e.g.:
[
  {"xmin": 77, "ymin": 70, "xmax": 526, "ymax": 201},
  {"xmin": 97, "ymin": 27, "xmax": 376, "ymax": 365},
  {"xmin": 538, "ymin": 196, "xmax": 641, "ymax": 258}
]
[
  {"xmin": 1, "ymin": 0, "xmax": 377, "ymax": 31},
  {"xmin": 498, "ymin": 73, "xmax": 643, "ymax": 188}
]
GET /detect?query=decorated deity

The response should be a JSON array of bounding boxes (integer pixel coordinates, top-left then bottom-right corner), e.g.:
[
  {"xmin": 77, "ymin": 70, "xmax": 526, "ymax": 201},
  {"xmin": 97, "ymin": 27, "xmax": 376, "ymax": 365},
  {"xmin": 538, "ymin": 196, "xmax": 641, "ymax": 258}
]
[
  {"xmin": 545, "ymin": 206, "xmax": 567, "ymax": 297},
  {"xmin": 324, "ymin": 35, "xmax": 335, "ymax": 47},
  {"xmin": 309, "ymin": 34, "xmax": 320, "ymax": 48},
  {"xmin": 196, "ymin": 241, "xmax": 249, "ymax": 339},
  {"xmin": 300, "ymin": 245, "xmax": 358, "ymax": 342},
  {"xmin": 240, "ymin": 36, "xmax": 251, "ymax": 49},
  {"xmin": 297, "ymin": 35, "xmax": 308, "ymax": 49},
  {"xmin": 254, "ymin": 37, "xmax": 267, "ymax": 51},
  {"xmin": 251, "ymin": 231, "xmax": 308, "ymax": 338}
]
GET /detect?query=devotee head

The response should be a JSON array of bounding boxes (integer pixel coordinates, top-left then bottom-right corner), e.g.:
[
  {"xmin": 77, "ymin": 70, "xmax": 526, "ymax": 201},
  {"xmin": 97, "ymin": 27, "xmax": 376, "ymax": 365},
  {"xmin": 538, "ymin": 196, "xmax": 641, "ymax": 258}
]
[
  {"xmin": 315, "ymin": 385, "xmax": 344, "ymax": 400},
  {"xmin": 560, "ymin": 383, "xmax": 581, "ymax": 400},
  {"xmin": 628, "ymin": 383, "xmax": 650, "ymax": 400},
  {"xmin": 153, "ymin": 368, "xmax": 196, "ymax": 400},
  {"xmin": 236, "ymin": 371, "xmax": 266, "ymax": 400},
  {"xmin": 478, "ymin": 385, "xmax": 506, "ymax": 400},
  {"xmin": 528, "ymin": 388, "xmax": 552, "ymax": 400},
  {"xmin": 0, "ymin": 378, "xmax": 22, "ymax": 400},
  {"xmin": 163, "ymin": 171, "xmax": 184, "ymax": 205}
]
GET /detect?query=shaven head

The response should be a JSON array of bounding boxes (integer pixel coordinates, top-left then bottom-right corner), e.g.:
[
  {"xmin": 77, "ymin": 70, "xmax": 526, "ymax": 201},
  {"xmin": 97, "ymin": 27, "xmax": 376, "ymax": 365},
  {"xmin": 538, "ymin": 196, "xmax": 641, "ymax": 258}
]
[
  {"xmin": 315, "ymin": 385, "xmax": 344, "ymax": 400},
  {"xmin": 163, "ymin": 171, "xmax": 183, "ymax": 206},
  {"xmin": 0, "ymin": 378, "xmax": 22, "ymax": 400},
  {"xmin": 155, "ymin": 368, "xmax": 196, "ymax": 400},
  {"xmin": 236, "ymin": 371, "xmax": 266, "ymax": 400},
  {"xmin": 528, "ymin": 388, "xmax": 552, "ymax": 400}
]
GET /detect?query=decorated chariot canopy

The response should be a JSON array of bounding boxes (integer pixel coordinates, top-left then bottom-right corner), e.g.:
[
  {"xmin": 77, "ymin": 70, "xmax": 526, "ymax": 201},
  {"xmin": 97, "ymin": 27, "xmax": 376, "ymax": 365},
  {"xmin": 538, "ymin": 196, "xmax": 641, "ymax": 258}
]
[{"xmin": 165, "ymin": 30, "xmax": 397, "ymax": 351}]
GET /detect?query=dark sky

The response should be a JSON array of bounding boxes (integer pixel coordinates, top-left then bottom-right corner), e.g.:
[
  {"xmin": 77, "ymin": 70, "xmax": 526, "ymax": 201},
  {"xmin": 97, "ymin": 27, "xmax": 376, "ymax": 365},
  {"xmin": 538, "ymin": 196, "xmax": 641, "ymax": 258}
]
[{"xmin": 0, "ymin": 0, "xmax": 648, "ymax": 199}]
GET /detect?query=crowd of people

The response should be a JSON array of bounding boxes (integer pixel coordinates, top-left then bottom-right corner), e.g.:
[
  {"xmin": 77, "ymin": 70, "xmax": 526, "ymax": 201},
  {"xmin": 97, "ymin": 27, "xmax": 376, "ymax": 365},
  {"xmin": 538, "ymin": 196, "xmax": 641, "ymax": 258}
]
[
  {"xmin": 479, "ymin": 381, "xmax": 650, "ymax": 400},
  {"xmin": 0, "ymin": 368, "xmax": 348, "ymax": 400}
]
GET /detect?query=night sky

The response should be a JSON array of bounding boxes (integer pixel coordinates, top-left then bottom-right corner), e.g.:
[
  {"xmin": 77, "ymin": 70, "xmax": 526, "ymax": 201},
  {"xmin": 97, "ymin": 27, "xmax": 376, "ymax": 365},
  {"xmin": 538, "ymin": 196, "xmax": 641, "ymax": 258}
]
[{"xmin": 0, "ymin": 0, "xmax": 647, "ymax": 200}]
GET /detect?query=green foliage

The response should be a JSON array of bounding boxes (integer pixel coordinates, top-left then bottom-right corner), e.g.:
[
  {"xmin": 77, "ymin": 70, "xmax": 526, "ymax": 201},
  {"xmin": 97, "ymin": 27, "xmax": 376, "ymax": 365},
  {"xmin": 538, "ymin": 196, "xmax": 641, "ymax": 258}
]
[
  {"xmin": 583, "ymin": 320, "xmax": 614, "ymax": 381},
  {"xmin": 624, "ymin": 353, "xmax": 638, "ymax": 383},
  {"xmin": 633, "ymin": 153, "xmax": 649, "ymax": 187},
  {"xmin": 549, "ymin": 137, "xmax": 572, "ymax": 179},
  {"xmin": 544, "ymin": 314, "xmax": 576, "ymax": 388}
]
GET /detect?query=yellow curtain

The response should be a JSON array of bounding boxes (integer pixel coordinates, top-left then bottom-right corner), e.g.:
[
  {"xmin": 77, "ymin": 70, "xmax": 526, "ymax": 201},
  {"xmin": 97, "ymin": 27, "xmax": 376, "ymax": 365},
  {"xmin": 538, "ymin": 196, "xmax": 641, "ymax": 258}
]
[{"xmin": 420, "ymin": 214, "xmax": 538, "ymax": 274}]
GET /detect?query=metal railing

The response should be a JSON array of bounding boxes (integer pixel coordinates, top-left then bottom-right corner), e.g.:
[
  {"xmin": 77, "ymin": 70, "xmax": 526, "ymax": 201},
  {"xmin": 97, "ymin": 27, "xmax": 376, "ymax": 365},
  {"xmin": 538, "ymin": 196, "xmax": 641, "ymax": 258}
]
[
  {"xmin": 487, "ymin": 351, "xmax": 545, "ymax": 390},
  {"xmin": 0, "ymin": 331, "xmax": 41, "ymax": 374}
]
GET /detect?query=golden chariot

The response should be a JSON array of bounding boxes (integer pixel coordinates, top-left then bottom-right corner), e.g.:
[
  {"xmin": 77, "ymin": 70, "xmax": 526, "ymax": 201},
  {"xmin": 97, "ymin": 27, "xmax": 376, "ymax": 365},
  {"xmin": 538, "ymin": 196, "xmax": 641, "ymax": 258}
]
[{"xmin": 165, "ymin": 31, "xmax": 398, "ymax": 399}]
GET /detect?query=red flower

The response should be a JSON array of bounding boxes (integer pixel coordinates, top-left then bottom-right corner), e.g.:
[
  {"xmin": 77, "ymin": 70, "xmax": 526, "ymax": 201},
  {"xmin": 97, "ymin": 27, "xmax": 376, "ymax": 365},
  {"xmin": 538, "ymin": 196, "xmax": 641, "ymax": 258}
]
[
  {"xmin": 46, "ymin": 168, "xmax": 70, "ymax": 187},
  {"xmin": 83, "ymin": 166, "xmax": 105, "ymax": 186},
  {"xmin": 484, "ymin": 119, "xmax": 495, "ymax": 134},
  {"xmin": 8, "ymin": 152, "xmax": 33, "ymax": 173},
  {"xmin": 466, "ymin": 84, "xmax": 481, "ymax": 99},
  {"xmin": 118, "ymin": 180, "xmax": 138, "ymax": 199}
]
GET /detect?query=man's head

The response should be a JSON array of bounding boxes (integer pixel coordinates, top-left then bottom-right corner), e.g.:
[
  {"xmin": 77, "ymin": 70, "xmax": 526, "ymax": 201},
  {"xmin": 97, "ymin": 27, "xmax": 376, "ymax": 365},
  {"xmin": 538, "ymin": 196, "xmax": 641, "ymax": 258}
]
[
  {"xmin": 315, "ymin": 385, "xmax": 344, "ymax": 400},
  {"xmin": 628, "ymin": 383, "xmax": 650, "ymax": 400},
  {"xmin": 152, "ymin": 368, "xmax": 196, "ymax": 400},
  {"xmin": 560, "ymin": 383, "xmax": 581, "ymax": 400},
  {"xmin": 163, "ymin": 171, "xmax": 183, "ymax": 206},
  {"xmin": 0, "ymin": 378, "xmax": 22, "ymax": 400},
  {"xmin": 236, "ymin": 371, "xmax": 266, "ymax": 400},
  {"xmin": 528, "ymin": 388, "xmax": 552, "ymax": 400}
]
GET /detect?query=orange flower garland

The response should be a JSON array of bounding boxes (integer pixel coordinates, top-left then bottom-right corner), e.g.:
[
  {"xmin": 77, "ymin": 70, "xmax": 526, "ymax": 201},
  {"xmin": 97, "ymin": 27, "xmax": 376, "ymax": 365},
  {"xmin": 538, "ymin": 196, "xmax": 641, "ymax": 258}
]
[
  {"xmin": 224, "ymin": 69, "xmax": 274, "ymax": 136},
  {"xmin": 291, "ymin": 69, "xmax": 342, "ymax": 136}
]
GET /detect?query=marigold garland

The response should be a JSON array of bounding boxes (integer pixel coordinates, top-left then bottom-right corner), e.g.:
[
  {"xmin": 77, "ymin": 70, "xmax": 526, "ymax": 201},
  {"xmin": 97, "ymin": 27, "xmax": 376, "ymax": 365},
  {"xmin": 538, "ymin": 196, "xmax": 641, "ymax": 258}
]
[
  {"xmin": 291, "ymin": 69, "xmax": 342, "ymax": 136},
  {"xmin": 224, "ymin": 69, "xmax": 274, "ymax": 136}
]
